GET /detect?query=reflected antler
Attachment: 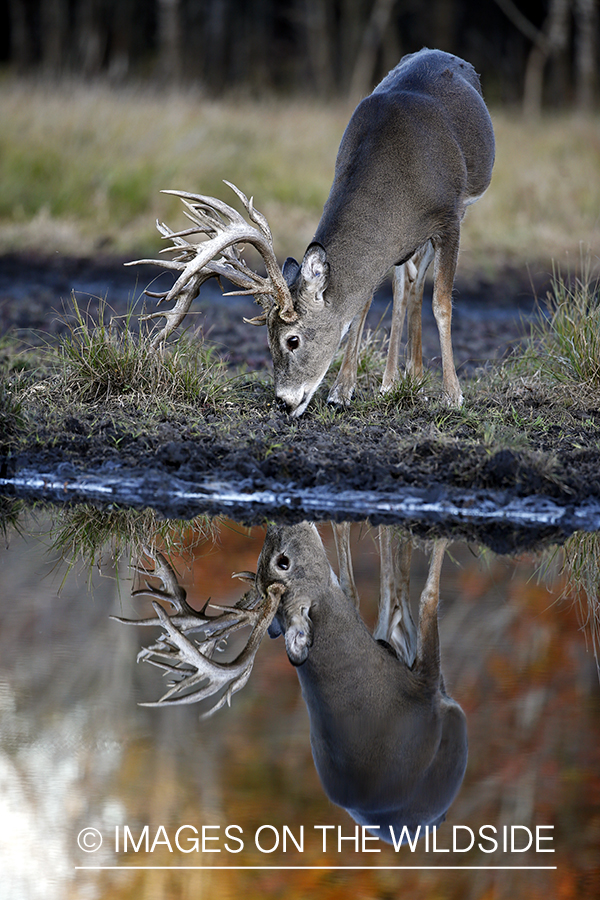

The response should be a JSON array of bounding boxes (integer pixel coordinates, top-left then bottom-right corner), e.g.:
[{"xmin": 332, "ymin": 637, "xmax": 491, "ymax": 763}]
[
  {"xmin": 112, "ymin": 550, "xmax": 282, "ymax": 716},
  {"xmin": 127, "ymin": 181, "xmax": 297, "ymax": 348}
]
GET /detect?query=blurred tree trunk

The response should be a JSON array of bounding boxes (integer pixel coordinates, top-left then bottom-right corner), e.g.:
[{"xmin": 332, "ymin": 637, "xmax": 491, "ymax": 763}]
[
  {"xmin": 158, "ymin": 0, "xmax": 182, "ymax": 84},
  {"xmin": 41, "ymin": 0, "xmax": 68, "ymax": 76},
  {"xmin": 432, "ymin": 0, "xmax": 458, "ymax": 52},
  {"xmin": 340, "ymin": 0, "xmax": 367, "ymax": 93},
  {"xmin": 523, "ymin": 0, "xmax": 570, "ymax": 116},
  {"xmin": 494, "ymin": 0, "xmax": 571, "ymax": 116},
  {"xmin": 204, "ymin": 0, "xmax": 229, "ymax": 93},
  {"xmin": 76, "ymin": 0, "xmax": 107, "ymax": 77},
  {"xmin": 109, "ymin": 0, "xmax": 136, "ymax": 82},
  {"xmin": 574, "ymin": 0, "xmax": 598, "ymax": 110},
  {"xmin": 381, "ymin": 10, "xmax": 402, "ymax": 72},
  {"xmin": 249, "ymin": 0, "xmax": 270, "ymax": 90},
  {"xmin": 304, "ymin": 0, "xmax": 335, "ymax": 95},
  {"xmin": 7, "ymin": 0, "xmax": 33, "ymax": 71},
  {"xmin": 349, "ymin": 0, "xmax": 396, "ymax": 97}
]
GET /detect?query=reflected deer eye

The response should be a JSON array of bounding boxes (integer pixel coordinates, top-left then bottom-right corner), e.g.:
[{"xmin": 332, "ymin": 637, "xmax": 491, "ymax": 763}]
[
  {"xmin": 286, "ymin": 335, "xmax": 300, "ymax": 351},
  {"xmin": 276, "ymin": 554, "xmax": 290, "ymax": 570}
]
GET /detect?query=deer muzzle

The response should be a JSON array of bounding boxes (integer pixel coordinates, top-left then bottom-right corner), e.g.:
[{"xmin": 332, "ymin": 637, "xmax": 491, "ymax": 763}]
[{"xmin": 284, "ymin": 606, "xmax": 313, "ymax": 666}]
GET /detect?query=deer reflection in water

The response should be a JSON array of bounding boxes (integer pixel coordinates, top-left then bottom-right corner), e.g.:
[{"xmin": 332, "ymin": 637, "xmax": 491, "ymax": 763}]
[{"xmin": 115, "ymin": 523, "xmax": 467, "ymax": 845}]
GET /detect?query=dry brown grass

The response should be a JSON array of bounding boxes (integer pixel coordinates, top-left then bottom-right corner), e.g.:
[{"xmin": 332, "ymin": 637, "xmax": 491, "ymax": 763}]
[
  {"xmin": 1, "ymin": 77, "xmax": 599, "ymax": 276},
  {"xmin": 463, "ymin": 111, "xmax": 600, "ymax": 278}
]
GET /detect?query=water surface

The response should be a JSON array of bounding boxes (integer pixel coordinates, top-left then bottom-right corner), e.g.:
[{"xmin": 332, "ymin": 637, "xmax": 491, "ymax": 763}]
[{"xmin": 0, "ymin": 507, "xmax": 598, "ymax": 899}]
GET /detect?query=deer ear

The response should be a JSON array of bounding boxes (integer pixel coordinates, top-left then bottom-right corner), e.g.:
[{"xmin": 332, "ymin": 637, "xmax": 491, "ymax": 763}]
[
  {"xmin": 283, "ymin": 256, "xmax": 301, "ymax": 287},
  {"xmin": 268, "ymin": 617, "xmax": 283, "ymax": 639},
  {"xmin": 300, "ymin": 244, "xmax": 329, "ymax": 305}
]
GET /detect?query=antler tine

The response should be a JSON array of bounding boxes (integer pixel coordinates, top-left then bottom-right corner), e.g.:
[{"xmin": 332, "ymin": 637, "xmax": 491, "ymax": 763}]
[
  {"xmin": 161, "ymin": 188, "xmax": 248, "ymax": 226},
  {"xmin": 146, "ymin": 275, "xmax": 210, "ymax": 348},
  {"xmin": 223, "ymin": 180, "xmax": 273, "ymax": 243},
  {"xmin": 125, "ymin": 256, "xmax": 183, "ymax": 271}
]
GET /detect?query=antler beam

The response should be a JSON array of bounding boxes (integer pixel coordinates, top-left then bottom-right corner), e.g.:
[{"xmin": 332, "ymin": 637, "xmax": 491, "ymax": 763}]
[
  {"xmin": 112, "ymin": 551, "xmax": 282, "ymax": 716},
  {"xmin": 127, "ymin": 181, "xmax": 297, "ymax": 348}
]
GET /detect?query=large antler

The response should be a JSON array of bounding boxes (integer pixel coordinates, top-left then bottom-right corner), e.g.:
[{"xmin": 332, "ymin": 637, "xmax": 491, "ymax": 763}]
[
  {"xmin": 112, "ymin": 550, "xmax": 282, "ymax": 716},
  {"xmin": 127, "ymin": 181, "xmax": 297, "ymax": 348}
]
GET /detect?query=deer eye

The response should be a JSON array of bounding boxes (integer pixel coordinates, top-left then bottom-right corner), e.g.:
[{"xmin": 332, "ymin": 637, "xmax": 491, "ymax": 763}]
[
  {"xmin": 286, "ymin": 335, "xmax": 300, "ymax": 351},
  {"xmin": 276, "ymin": 554, "xmax": 290, "ymax": 570}
]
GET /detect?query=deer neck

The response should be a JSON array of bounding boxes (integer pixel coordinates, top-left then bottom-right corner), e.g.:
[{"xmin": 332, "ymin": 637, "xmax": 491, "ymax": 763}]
[
  {"xmin": 313, "ymin": 219, "xmax": 411, "ymax": 327},
  {"xmin": 294, "ymin": 583, "xmax": 402, "ymax": 717}
]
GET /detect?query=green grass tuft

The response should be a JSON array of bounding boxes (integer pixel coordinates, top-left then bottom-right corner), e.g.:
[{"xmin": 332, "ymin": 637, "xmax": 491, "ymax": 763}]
[
  {"xmin": 519, "ymin": 256, "xmax": 600, "ymax": 389},
  {"xmin": 53, "ymin": 295, "xmax": 228, "ymax": 407},
  {"xmin": 48, "ymin": 503, "xmax": 219, "ymax": 585},
  {"xmin": 537, "ymin": 531, "xmax": 600, "ymax": 671}
]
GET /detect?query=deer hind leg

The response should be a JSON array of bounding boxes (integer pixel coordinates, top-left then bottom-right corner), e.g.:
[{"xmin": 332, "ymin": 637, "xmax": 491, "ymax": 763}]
[
  {"xmin": 432, "ymin": 227, "xmax": 462, "ymax": 406},
  {"xmin": 327, "ymin": 298, "xmax": 371, "ymax": 406},
  {"xmin": 373, "ymin": 527, "xmax": 417, "ymax": 666},
  {"xmin": 406, "ymin": 241, "xmax": 434, "ymax": 379},
  {"xmin": 331, "ymin": 522, "xmax": 360, "ymax": 609},
  {"xmin": 415, "ymin": 538, "xmax": 450, "ymax": 686},
  {"xmin": 381, "ymin": 241, "xmax": 434, "ymax": 393}
]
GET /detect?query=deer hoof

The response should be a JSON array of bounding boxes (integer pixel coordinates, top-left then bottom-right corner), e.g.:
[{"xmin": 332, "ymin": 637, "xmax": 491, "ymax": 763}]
[
  {"xmin": 327, "ymin": 381, "xmax": 354, "ymax": 406},
  {"xmin": 441, "ymin": 389, "xmax": 463, "ymax": 408}
]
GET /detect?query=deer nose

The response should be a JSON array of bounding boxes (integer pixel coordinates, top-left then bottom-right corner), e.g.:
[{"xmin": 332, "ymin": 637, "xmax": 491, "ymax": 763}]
[
  {"xmin": 279, "ymin": 398, "xmax": 300, "ymax": 416},
  {"xmin": 276, "ymin": 388, "xmax": 305, "ymax": 416}
]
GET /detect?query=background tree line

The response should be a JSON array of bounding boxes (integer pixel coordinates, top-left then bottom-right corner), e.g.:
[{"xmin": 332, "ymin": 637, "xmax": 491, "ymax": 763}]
[{"xmin": 1, "ymin": 0, "xmax": 598, "ymax": 111}]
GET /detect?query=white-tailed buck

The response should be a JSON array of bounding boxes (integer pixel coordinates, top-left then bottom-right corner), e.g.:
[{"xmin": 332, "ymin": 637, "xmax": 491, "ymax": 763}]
[
  {"xmin": 116, "ymin": 523, "xmax": 466, "ymax": 844},
  {"xmin": 131, "ymin": 48, "xmax": 494, "ymax": 414}
]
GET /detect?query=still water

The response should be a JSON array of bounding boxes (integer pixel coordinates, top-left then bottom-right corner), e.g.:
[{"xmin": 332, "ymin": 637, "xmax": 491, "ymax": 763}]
[{"xmin": 0, "ymin": 504, "xmax": 599, "ymax": 900}]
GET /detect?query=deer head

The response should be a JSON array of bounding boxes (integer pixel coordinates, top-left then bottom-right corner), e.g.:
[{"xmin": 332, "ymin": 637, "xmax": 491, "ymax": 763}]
[
  {"xmin": 128, "ymin": 187, "xmax": 345, "ymax": 414},
  {"xmin": 267, "ymin": 245, "xmax": 343, "ymax": 417},
  {"xmin": 256, "ymin": 521, "xmax": 344, "ymax": 664}
]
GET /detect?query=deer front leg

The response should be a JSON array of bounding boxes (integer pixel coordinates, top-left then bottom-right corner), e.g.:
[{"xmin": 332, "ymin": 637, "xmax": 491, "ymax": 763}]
[
  {"xmin": 327, "ymin": 299, "xmax": 371, "ymax": 406},
  {"xmin": 432, "ymin": 229, "xmax": 462, "ymax": 407},
  {"xmin": 373, "ymin": 527, "xmax": 417, "ymax": 665}
]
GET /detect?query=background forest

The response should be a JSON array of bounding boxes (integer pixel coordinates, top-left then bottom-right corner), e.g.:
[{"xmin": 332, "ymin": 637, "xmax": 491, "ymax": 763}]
[
  {"xmin": 1, "ymin": 0, "xmax": 598, "ymax": 113},
  {"xmin": 1, "ymin": 1, "xmax": 599, "ymax": 269}
]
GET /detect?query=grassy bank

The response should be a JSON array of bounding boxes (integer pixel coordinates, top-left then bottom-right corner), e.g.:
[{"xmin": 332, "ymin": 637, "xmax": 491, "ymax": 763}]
[{"xmin": 0, "ymin": 77, "xmax": 599, "ymax": 276}]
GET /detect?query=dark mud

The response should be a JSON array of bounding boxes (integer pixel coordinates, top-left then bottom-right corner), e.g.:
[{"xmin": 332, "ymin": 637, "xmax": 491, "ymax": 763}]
[{"xmin": 2, "ymin": 254, "xmax": 600, "ymax": 552}]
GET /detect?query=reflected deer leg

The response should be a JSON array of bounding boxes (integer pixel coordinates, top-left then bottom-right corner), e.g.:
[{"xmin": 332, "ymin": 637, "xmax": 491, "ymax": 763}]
[
  {"xmin": 331, "ymin": 522, "xmax": 360, "ymax": 609},
  {"xmin": 415, "ymin": 538, "xmax": 450, "ymax": 686},
  {"xmin": 373, "ymin": 527, "xmax": 417, "ymax": 665},
  {"xmin": 432, "ymin": 229, "xmax": 462, "ymax": 406},
  {"xmin": 327, "ymin": 298, "xmax": 371, "ymax": 406}
]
